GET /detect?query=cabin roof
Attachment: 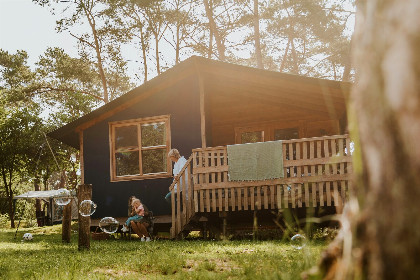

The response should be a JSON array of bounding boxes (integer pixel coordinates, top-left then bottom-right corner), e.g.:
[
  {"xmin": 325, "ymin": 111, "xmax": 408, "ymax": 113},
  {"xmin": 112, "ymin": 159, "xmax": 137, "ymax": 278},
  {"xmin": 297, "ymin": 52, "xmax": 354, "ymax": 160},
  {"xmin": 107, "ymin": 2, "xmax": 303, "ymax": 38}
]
[{"xmin": 48, "ymin": 56, "xmax": 350, "ymax": 149}]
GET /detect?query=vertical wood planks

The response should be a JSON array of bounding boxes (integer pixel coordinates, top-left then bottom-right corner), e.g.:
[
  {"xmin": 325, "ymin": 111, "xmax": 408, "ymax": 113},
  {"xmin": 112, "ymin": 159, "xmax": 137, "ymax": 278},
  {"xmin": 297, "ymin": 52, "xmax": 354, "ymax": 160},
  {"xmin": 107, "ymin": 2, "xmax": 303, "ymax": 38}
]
[
  {"xmin": 231, "ymin": 188, "xmax": 236, "ymax": 211},
  {"xmin": 263, "ymin": 186, "xmax": 269, "ymax": 209},
  {"xmin": 212, "ymin": 189, "xmax": 217, "ymax": 212},
  {"xmin": 276, "ymin": 185, "xmax": 282, "ymax": 209},
  {"xmin": 218, "ymin": 188, "xmax": 223, "ymax": 211},
  {"xmin": 270, "ymin": 185, "xmax": 275, "ymax": 209},
  {"xmin": 224, "ymin": 188, "xmax": 229, "ymax": 210},
  {"xmin": 256, "ymin": 186, "xmax": 262, "ymax": 210},
  {"xmin": 237, "ymin": 188, "xmax": 242, "ymax": 210},
  {"xmin": 244, "ymin": 187, "xmax": 249, "ymax": 210},
  {"xmin": 250, "ymin": 187, "xmax": 255, "ymax": 210},
  {"xmin": 205, "ymin": 189, "xmax": 210, "ymax": 212}
]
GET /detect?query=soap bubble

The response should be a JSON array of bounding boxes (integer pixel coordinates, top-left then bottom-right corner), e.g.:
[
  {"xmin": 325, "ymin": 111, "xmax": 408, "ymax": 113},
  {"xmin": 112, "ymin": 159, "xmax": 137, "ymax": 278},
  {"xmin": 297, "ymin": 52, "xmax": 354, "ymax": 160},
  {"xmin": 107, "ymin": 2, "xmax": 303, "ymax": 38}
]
[
  {"xmin": 55, "ymin": 189, "xmax": 71, "ymax": 206},
  {"xmin": 79, "ymin": 200, "xmax": 97, "ymax": 217},
  {"xmin": 291, "ymin": 234, "xmax": 306, "ymax": 249},
  {"xmin": 99, "ymin": 217, "xmax": 119, "ymax": 234}
]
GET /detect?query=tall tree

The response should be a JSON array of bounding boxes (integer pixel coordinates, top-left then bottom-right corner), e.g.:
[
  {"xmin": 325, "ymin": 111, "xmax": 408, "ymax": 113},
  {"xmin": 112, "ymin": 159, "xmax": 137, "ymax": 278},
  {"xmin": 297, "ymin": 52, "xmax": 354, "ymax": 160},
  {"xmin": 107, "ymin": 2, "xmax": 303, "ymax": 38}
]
[
  {"xmin": 104, "ymin": 0, "xmax": 152, "ymax": 83},
  {"xmin": 253, "ymin": 0, "xmax": 263, "ymax": 69},
  {"xmin": 165, "ymin": 0, "xmax": 200, "ymax": 65},
  {"xmin": 264, "ymin": 0, "xmax": 353, "ymax": 78},
  {"xmin": 317, "ymin": 0, "xmax": 420, "ymax": 279},
  {"xmin": 36, "ymin": 0, "xmax": 131, "ymax": 102},
  {"xmin": 203, "ymin": 0, "xmax": 226, "ymax": 61}
]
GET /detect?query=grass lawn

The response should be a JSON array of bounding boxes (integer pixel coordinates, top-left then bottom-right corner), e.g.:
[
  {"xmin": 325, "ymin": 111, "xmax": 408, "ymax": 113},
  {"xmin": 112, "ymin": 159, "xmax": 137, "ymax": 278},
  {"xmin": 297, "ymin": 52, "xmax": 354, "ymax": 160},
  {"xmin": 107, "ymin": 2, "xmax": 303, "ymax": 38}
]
[{"xmin": 0, "ymin": 224, "xmax": 326, "ymax": 280}]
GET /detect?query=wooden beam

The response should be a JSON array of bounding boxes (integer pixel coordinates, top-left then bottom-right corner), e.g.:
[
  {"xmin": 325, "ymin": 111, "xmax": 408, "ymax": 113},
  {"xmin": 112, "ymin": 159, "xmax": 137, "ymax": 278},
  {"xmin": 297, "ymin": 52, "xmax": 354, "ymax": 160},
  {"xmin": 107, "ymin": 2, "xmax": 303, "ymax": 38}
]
[
  {"xmin": 79, "ymin": 131, "xmax": 84, "ymax": 185},
  {"xmin": 198, "ymin": 68, "xmax": 207, "ymax": 148}
]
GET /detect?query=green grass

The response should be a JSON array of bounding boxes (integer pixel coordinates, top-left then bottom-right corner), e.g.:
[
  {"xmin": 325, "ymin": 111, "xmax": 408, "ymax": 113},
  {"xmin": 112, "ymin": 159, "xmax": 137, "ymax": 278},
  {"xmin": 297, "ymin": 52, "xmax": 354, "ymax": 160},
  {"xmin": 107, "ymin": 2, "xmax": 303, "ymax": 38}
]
[{"xmin": 0, "ymin": 224, "xmax": 326, "ymax": 280}]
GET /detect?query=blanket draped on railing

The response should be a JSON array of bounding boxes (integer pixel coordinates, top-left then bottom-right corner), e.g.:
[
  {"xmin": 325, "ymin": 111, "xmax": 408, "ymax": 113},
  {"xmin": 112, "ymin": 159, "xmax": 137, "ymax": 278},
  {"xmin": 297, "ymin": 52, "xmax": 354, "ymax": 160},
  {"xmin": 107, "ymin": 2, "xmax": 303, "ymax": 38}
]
[{"xmin": 227, "ymin": 141, "xmax": 284, "ymax": 181}]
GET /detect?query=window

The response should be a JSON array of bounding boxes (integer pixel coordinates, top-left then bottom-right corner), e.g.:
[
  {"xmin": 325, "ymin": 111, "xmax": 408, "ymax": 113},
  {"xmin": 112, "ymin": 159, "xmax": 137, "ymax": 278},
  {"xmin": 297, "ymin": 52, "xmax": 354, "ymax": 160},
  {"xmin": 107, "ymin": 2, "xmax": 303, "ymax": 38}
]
[
  {"xmin": 241, "ymin": 130, "xmax": 264, "ymax": 144},
  {"xmin": 235, "ymin": 122, "xmax": 301, "ymax": 144},
  {"xmin": 109, "ymin": 115, "xmax": 171, "ymax": 181},
  {"xmin": 273, "ymin": 128, "xmax": 299, "ymax": 140}
]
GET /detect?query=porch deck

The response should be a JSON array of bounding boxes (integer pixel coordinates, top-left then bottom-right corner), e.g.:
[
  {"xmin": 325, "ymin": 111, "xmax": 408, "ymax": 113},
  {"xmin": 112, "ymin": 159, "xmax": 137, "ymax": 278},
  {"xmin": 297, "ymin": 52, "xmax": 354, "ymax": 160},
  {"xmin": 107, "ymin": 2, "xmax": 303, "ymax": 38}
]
[{"xmin": 169, "ymin": 134, "xmax": 352, "ymax": 239}]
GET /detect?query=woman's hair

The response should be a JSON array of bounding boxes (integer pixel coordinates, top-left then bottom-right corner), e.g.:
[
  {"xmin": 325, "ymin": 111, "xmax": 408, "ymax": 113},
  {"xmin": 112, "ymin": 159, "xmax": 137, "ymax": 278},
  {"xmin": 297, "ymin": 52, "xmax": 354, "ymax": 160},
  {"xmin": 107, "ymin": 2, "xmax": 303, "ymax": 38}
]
[
  {"xmin": 168, "ymin": 149, "xmax": 181, "ymax": 159},
  {"xmin": 131, "ymin": 198, "xmax": 141, "ymax": 206}
]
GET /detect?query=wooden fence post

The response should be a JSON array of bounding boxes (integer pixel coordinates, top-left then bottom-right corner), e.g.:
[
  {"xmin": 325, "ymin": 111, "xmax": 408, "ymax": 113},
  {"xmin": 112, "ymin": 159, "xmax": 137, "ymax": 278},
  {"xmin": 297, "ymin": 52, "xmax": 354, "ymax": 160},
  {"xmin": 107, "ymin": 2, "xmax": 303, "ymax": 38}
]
[
  {"xmin": 62, "ymin": 199, "xmax": 72, "ymax": 243},
  {"xmin": 78, "ymin": 184, "xmax": 92, "ymax": 250}
]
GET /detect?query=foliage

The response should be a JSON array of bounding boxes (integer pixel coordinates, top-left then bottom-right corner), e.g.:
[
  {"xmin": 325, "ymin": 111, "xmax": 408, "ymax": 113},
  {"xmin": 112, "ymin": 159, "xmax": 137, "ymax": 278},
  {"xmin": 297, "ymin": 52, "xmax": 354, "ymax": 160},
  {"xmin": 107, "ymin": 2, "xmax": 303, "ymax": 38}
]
[
  {"xmin": 34, "ymin": 0, "xmax": 354, "ymax": 83},
  {"xmin": 0, "ymin": 49, "xmax": 82, "ymax": 227},
  {"xmin": 0, "ymin": 214, "xmax": 9, "ymax": 228},
  {"xmin": 0, "ymin": 225, "xmax": 326, "ymax": 279}
]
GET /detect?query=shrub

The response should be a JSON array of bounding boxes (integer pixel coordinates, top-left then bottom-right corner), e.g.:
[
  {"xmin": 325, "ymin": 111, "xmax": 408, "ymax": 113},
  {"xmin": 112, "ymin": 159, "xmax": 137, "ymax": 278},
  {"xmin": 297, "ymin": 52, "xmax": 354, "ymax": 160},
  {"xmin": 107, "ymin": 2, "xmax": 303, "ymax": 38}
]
[{"xmin": 0, "ymin": 213, "xmax": 9, "ymax": 228}]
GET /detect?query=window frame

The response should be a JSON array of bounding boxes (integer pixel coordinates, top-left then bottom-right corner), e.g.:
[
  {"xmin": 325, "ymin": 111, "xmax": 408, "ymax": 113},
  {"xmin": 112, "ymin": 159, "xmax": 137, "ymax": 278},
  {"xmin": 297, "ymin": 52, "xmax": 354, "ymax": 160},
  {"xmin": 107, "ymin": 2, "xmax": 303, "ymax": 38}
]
[
  {"xmin": 235, "ymin": 120, "xmax": 305, "ymax": 144},
  {"xmin": 109, "ymin": 115, "xmax": 172, "ymax": 182}
]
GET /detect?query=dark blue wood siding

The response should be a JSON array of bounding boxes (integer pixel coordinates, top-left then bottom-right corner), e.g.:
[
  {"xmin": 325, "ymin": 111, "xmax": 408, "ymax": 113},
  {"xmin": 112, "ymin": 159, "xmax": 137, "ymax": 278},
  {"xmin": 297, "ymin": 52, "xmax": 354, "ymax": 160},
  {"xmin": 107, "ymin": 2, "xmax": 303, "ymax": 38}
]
[{"xmin": 84, "ymin": 76, "xmax": 201, "ymax": 218}]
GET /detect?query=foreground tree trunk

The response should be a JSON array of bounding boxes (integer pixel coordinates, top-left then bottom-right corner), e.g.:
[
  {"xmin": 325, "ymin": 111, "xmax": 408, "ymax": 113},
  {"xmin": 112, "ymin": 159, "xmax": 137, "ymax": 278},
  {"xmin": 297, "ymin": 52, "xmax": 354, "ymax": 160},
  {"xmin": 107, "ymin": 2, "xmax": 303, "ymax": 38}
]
[{"xmin": 318, "ymin": 1, "xmax": 420, "ymax": 279}]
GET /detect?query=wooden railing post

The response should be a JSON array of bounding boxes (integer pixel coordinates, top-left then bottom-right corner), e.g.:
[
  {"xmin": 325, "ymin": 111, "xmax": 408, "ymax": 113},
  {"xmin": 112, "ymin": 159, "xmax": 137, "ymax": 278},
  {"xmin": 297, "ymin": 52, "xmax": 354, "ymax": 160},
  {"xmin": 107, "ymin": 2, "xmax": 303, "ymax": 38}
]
[
  {"xmin": 78, "ymin": 184, "xmax": 92, "ymax": 250},
  {"xmin": 62, "ymin": 199, "xmax": 72, "ymax": 243}
]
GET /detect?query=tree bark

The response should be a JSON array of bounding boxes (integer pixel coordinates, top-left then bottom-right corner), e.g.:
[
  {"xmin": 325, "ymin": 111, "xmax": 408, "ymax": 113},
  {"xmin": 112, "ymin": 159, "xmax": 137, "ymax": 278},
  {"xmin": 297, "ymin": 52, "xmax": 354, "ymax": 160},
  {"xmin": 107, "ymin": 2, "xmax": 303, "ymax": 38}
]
[
  {"xmin": 253, "ymin": 0, "xmax": 263, "ymax": 69},
  {"xmin": 62, "ymin": 200, "xmax": 72, "ymax": 243},
  {"xmin": 78, "ymin": 184, "xmax": 92, "ymax": 250},
  {"xmin": 80, "ymin": 0, "xmax": 109, "ymax": 103},
  {"xmin": 203, "ymin": 0, "xmax": 226, "ymax": 61},
  {"xmin": 319, "ymin": 1, "xmax": 420, "ymax": 279}
]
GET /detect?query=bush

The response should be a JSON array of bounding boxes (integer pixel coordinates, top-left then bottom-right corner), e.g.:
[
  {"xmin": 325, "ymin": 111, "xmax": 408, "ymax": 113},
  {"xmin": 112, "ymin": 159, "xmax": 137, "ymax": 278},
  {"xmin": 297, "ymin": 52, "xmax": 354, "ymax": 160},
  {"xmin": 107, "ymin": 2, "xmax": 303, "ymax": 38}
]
[
  {"xmin": 312, "ymin": 227, "xmax": 339, "ymax": 241},
  {"xmin": 0, "ymin": 213, "xmax": 9, "ymax": 228},
  {"xmin": 15, "ymin": 200, "xmax": 37, "ymax": 228}
]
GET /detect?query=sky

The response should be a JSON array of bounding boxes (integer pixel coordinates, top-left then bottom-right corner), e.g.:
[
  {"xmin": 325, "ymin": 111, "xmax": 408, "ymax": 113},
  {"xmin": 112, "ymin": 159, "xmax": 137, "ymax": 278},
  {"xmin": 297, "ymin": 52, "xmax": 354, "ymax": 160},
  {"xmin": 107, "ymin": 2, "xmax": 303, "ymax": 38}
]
[{"xmin": 0, "ymin": 0, "xmax": 79, "ymax": 67}]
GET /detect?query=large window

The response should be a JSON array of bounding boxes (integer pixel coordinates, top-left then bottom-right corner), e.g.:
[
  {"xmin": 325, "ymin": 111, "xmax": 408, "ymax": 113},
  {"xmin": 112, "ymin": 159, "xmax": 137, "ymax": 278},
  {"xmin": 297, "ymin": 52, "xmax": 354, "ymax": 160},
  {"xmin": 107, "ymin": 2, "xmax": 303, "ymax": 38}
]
[
  {"xmin": 235, "ymin": 122, "xmax": 302, "ymax": 144},
  {"xmin": 109, "ymin": 115, "xmax": 171, "ymax": 181}
]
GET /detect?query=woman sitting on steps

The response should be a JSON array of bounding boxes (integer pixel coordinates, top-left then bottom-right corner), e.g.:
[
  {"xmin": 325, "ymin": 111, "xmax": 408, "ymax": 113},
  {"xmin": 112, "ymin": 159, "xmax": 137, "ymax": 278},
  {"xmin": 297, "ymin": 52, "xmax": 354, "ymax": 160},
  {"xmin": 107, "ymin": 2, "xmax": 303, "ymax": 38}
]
[{"xmin": 122, "ymin": 197, "xmax": 151, "ymax": 241}]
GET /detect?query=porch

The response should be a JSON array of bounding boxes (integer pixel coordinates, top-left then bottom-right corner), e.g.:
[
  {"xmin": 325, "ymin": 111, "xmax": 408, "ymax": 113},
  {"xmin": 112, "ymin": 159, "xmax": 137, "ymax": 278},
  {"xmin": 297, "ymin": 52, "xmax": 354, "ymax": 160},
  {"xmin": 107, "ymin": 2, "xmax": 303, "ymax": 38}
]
[{"xmin": 169, "ymin": 134, "xmax": 352, "ymax": 239}]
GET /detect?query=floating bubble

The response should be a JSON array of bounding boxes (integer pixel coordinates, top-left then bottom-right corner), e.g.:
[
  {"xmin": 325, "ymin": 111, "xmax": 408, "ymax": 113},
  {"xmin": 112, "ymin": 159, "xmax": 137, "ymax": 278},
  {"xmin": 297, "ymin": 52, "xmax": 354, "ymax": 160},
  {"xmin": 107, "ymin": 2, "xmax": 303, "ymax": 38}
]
[
  {"xmin": 79, "ymin": 200, "xmax": 97, "ymax": 217},
  {"xmin": 55, "ymin": 188, "xmax": 71, "ymax": 206},
  {"xmin": 99, "ymin": 217, "xmax": 119, "ymax": 234},
  {"xmin": 291, "ymin": 234, "xmax": 306, "ymax": 249}
]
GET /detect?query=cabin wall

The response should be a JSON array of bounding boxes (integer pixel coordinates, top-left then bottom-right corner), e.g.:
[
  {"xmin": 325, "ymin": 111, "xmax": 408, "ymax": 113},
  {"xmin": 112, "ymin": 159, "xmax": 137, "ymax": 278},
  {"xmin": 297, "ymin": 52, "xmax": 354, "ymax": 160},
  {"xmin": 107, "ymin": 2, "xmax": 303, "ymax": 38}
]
[{"xmin": 84, "ymin": 75, "xmax": 201, "ymax": 218}]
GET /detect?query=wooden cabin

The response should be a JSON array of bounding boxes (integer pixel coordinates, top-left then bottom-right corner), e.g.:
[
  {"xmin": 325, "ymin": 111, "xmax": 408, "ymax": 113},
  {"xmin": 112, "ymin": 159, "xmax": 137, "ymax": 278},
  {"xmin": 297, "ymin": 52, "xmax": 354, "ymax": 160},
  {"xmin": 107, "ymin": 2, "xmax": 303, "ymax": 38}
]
[{"xmin": 49, "ymin": 56, "xmax": 352, "ymax": 238}]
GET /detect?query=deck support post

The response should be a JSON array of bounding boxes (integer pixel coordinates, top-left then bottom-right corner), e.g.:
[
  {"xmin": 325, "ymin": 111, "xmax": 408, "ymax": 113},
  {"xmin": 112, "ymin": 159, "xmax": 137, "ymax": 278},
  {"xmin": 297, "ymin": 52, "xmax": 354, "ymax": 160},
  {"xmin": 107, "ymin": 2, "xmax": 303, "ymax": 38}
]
[
  {"xmin": 253, "ymin": 210, "xmax": 258, "ymax": 241},
  {"xmin": 201, "ymin": 221, "xmax": 208, "ymax": 240},
  {"xmin": 78, "ymin": 184, "xmax": 92, "ymax": 250},
  {"xmin": 220, "ymin": 211, "xmax": 227, "ymax": 239}
]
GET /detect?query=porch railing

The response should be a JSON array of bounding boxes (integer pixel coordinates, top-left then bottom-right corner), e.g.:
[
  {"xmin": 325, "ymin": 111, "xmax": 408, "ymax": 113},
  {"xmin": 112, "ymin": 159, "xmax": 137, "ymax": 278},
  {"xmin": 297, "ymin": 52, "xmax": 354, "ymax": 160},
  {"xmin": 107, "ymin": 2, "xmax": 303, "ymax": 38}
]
[
  {"xmin": 169, "ymin": 155, "xmax": 194, "ymax": 239},
  {"xmin": 170, "ymin": 134, "xmax": 352, "ymax": 238}
]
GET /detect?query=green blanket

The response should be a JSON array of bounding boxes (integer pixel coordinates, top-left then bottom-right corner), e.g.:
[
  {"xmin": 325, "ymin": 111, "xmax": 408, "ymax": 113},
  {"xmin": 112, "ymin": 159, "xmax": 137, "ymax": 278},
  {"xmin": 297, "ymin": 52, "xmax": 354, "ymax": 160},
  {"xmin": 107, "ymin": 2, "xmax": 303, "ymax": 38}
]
[{"xmin": 227, "ymin": 141, "xmax": 284, "ymax": 181}]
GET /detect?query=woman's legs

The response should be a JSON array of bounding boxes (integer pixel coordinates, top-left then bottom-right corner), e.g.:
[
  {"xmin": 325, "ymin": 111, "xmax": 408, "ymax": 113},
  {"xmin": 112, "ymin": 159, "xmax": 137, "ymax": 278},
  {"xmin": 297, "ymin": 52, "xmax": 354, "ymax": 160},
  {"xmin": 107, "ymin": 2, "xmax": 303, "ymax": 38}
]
[
  {"xmin": 130, "ymin": 221, "xmax": 150, "ymax": 238},
  {"xmin": 126, "ymin": 215, "xmax": 141, "ymax": 226}
]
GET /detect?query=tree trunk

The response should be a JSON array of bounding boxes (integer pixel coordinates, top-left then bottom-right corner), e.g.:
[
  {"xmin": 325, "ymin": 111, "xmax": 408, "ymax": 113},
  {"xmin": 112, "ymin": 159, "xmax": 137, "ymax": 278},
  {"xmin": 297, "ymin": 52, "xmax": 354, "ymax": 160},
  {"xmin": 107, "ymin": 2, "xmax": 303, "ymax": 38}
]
[
  {"xmin": 319, "ymin": 1, "xmax": 420, "ymax": 279},
  {"xmin": 80, "ymin": 0, "xmax": 109, "ymax": 103},
  {"xmin": 253, "ymin": 0, "xmax": 263, "ymax": 69},
  {"xmin": 140, "ymin": 28, "xmax": 148, "ymax": 83},
  {"xmin": 154, "ymin": 33, "xmax": 161, "ymax": 75},
  {"xmin": 61, "ymin": 171, "xmax": 71, "ymax": 243},
  {"xmin": 78, "ymin": 184, "xmax": 92, "ymax": 250},
  {"xmin": 203, "ymin": 0, "xmax": 226, "ymax": 61},
  {"xmin": 341, "ymin": 34, "xmax": 353, "ymax": 82},
  {"xmin": 7, "ymin": 188, "xmax": 14, "ymax": 228}
]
